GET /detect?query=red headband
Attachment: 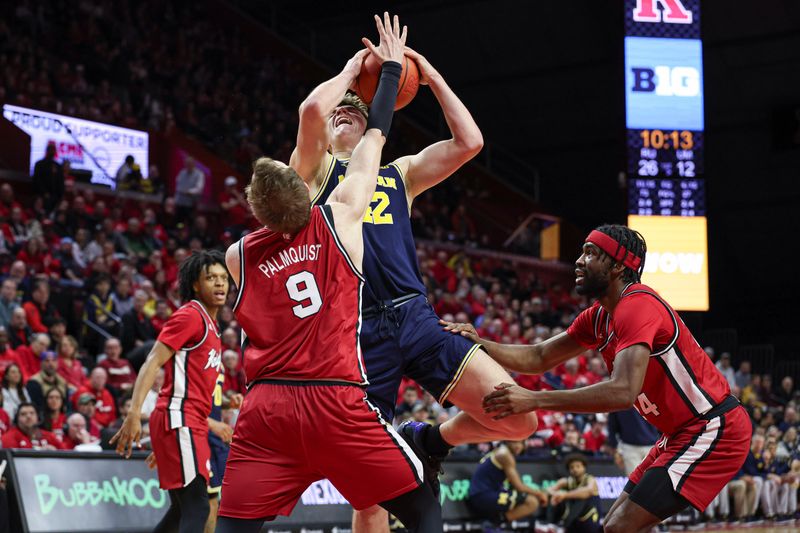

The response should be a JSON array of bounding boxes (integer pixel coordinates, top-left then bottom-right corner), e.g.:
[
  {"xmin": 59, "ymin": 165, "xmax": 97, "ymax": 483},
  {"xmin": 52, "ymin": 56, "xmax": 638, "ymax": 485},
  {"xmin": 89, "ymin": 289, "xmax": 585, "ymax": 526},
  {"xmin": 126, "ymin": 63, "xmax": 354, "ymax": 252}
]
[{"xmin": 586, "ymin": 230, "xmax": 642, "ymax": 271}]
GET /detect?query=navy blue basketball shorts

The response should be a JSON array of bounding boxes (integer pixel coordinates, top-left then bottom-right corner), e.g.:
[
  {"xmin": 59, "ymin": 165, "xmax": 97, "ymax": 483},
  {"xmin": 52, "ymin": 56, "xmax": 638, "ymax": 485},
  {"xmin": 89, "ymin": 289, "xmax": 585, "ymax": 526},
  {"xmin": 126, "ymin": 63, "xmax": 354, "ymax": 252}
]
[
  {"xmin": 360, "ymin": 295, "xmax": 481, "ymax": 420},
  {"xmin": 468, "ymin": 489, "xmax": 527, "ymax": 521},
  {"xmin": 207, "ymin": 441, "xmax": 229, "ymax": 496}
]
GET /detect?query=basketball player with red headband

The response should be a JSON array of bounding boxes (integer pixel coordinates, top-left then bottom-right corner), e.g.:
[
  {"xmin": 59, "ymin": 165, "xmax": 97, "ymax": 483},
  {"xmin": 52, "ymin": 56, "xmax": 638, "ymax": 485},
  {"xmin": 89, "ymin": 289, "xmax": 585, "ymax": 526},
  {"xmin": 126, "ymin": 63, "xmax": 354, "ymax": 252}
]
[{"xmin": 442, "ymin": 224, "xmax": 751, "ymax": 532}]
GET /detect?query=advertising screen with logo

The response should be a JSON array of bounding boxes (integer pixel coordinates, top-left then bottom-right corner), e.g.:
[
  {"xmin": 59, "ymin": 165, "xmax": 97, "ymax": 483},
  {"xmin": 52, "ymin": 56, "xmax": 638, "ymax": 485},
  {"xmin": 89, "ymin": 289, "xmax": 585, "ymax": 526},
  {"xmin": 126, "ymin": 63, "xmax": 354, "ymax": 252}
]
[
  {"xmin": 625, "ymin": 0, "xmax": 701, "ymax": 39},
  {"xmin": 625, "ymin": 37, "xmax": 703, "ymax": 131},
  {"xmin": 2, "ymin": 104, "xmax": 149, "ymax": 189},
  {"xmin": 628, "ymin": 215, "xmax": 709, "ymax": 311},
  {"xmin": 5, "ymin": 451, "xmax": 626, "ymax": 532},
  {"xmin": 6, "ymin": 452, "xmax": 167, "ymax": 533}
]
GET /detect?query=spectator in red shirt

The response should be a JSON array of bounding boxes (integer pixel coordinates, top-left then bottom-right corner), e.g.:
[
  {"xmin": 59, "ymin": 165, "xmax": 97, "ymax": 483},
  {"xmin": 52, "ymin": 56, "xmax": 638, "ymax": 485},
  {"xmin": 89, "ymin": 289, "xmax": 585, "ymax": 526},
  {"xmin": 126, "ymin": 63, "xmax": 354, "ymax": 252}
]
[
  {"xmin": 221, "ymin": 349, "xmax": 246, "ymax": 396},
  {"xmin": 1, "ymin": 403, "xmax": 62, "ymax": 449},
  {"xmin": 582, "ymin": 418, "xmax": 608, "ymax": 454},
  {"xmin": 0, "ymin": 327, "xmax": 27, "ymax": 380},
  {"xmin": 61, "ymin": 412, "xmax": 101, "ymax": 450},
  {"xmin": 585, "ymin": 357, "xmax": 608, "ymax": 385},
  {"xmin": 56, "ymin": 335, "xmax": 85, "ymax": 392},
  {"xmin": 150, "ymin": 299, "xmax": 171, "ymax": 334},
  {"xmin": 560, "ymin": 357, "xmax": 583, "ymax": 389},
  {"xmin": 13, "ymin": 332, "xmax": 50, "ymax": 379},
  {"xmin": 221, "ymin": 327, "xmax": 239, "ymax": 352},
  {"xmin": 97, "ymin": 337, "xmax": 136, "ymax": 396},
  {"xmin": 75, "ymin": 393, "xmax": 103, "ymax": 438},
  {"xmin": 7, "ymin": 308, "xmax": 32, "ymax": 350},
  {"xmin": 0, "ymin": 183, "xmax": 23, "ymax": 221},
  {"xmin": 17, "ymin": 237, "xmax": 60, "ymax": 279},
  {"xmin": 22, "ymin": 280, "xmax": 61, "ymax": 334},
  {"xmin": 40, "ymin": 387, "xmax": 68, "ymax": 442},
  {"xmin": 73, "ymin": 367, "xmax": 116, "ymax": 427},
  {"xmin": 219, "ymin": 176, "xmax": 252, "ymax": 234},
  {"xmin": 434, "ymin": 293, "xmax": 463, "ymax": 317}
]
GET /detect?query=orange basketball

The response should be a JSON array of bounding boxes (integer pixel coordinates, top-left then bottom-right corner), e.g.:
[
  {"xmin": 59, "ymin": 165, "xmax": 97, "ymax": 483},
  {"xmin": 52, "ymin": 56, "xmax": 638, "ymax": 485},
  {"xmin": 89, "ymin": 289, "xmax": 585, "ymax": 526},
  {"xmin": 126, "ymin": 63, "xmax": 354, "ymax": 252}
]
[{"xmin": 354, "ymin": 53, "xmax": 420, "ymax": 111}]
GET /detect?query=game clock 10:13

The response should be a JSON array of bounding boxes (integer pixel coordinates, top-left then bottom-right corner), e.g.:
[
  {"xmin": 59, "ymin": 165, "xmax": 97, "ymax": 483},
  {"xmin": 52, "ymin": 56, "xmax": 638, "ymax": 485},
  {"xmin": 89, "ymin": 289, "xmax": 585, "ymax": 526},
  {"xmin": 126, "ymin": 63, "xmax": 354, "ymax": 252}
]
[{"xmin": 627, "ymin": 128, "xmax": 704, "ymax": 178}]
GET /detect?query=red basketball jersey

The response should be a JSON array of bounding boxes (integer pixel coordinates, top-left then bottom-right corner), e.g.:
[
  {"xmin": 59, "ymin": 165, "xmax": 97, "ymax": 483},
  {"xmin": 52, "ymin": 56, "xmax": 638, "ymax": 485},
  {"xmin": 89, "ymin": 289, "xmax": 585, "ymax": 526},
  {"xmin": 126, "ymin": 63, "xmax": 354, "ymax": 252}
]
[
  {"xmin": 233, "ymin": 205, "xmax": 367, "ymax": 384},
  {"xmin": 567, "ymin": 283, "xmax": 730, "ymax": 435},
  {"xmin": 155, "ymin": 300, "xmax": 223, "ymax": 429}
]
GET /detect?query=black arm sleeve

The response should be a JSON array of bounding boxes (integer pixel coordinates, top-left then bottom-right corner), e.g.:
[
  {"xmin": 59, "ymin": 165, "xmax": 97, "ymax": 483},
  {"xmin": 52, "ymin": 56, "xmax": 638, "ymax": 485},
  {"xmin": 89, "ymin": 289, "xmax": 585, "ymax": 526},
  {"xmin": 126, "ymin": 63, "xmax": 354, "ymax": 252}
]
[{"xmin": 366, "ymin": 60, "xmax": 402, "ymax": 137}]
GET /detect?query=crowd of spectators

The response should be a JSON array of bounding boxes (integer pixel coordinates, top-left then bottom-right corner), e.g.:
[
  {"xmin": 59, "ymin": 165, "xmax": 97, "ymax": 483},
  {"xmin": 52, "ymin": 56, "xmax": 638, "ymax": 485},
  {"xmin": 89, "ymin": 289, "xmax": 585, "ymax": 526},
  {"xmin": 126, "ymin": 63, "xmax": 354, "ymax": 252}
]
[{"xmin": 0, "ymin": 0, "xmax": 510, "ymax": 254}]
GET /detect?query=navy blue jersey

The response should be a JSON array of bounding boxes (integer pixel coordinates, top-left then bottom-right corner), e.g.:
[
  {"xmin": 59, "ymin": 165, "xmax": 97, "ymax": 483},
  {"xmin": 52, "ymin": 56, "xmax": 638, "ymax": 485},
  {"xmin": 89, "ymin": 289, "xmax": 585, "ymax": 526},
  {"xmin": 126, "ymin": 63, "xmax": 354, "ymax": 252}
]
[
  {"xmin": 208, "ymin": 373, "xmax": 225, "ymax": 448},
  {"xmin": 469, "ymin": 449, "xmax": 508, "ymax": 496},
  {"xmin": 312, "ymin": 155, "xmax": 426, "ymax": 307}
]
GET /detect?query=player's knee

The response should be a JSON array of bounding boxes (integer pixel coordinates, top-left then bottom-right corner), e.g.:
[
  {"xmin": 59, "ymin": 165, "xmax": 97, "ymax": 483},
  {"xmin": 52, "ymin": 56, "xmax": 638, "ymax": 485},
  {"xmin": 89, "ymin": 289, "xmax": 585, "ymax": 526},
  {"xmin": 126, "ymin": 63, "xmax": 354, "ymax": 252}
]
[
  {"xmin": 354, "ymin": 504, "xmax": 387, "ymax": 519},
  {"xmin": 603, "ymin": 515, "xmax": 625, "ymax": 533},
  {"xmin": 490, "ymin": 411, "xmax": 538, "ymax": 440}
]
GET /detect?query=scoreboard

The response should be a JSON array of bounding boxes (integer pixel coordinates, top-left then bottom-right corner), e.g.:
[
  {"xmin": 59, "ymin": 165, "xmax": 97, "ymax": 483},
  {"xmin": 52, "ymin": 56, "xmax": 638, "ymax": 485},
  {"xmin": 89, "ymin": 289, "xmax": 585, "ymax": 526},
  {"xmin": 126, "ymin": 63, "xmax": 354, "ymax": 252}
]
[
  {"xmin": 628, "ymin": 177, "xmax": 705, "ymax": 217},
  {"xmin": 625, "ymin": 0, "xmax": 703, "ymax": 178},
  {"xmin": 623, "ymin": 0, "xmax": 708, "ymax": 311}
]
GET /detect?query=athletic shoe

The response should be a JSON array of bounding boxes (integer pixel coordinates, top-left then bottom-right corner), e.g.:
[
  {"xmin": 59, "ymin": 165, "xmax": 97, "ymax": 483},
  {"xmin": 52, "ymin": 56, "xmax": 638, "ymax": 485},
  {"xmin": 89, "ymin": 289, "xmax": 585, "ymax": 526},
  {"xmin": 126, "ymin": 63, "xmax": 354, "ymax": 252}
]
[{"xmin": 397, "ymin": 420, "xmax": 448, "ymax": 498}]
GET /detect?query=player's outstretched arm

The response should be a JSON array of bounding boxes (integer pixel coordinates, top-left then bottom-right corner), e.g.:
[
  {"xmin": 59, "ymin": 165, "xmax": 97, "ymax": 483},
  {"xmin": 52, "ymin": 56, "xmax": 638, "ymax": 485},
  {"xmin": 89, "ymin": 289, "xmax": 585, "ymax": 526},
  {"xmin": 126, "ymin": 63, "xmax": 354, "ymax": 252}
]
[
  {"xmin": 441, "ymin": 320, "xmax": 586, "ymax": 374},
  {"xmin": 290, "ymin": 48, "xmax": 369, "ymax": 187},
  {"xmin": 110, "ymin": 341, "xmax": 174, "ymax": 458},
  {"xmin": 395, "ymin": 47, "xmax": 483, "ymax": 200},
  {"xmin": 482, "ymin": 344, "xmax": 652, "ymax": 419},
  {"xmin": 327, "ymin": 13, "xmax": 406, "ymax": 264}
]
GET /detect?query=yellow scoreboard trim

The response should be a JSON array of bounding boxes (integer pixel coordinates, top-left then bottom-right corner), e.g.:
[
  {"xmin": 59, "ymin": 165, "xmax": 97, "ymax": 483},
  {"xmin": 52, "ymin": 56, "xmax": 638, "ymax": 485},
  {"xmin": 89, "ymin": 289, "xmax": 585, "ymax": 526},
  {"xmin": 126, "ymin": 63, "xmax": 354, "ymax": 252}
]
[{"xmin": 627, "ymin": 215, "xmax": 709, "ymax": 311}]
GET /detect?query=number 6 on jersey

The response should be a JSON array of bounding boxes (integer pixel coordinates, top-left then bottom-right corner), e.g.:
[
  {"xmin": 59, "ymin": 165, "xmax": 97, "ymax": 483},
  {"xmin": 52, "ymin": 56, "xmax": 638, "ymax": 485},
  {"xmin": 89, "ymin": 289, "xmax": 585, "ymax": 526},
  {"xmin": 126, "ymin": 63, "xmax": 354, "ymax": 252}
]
[{"xmin": 286, "ymin": 271, "xmax": 322, "ymax": 318}]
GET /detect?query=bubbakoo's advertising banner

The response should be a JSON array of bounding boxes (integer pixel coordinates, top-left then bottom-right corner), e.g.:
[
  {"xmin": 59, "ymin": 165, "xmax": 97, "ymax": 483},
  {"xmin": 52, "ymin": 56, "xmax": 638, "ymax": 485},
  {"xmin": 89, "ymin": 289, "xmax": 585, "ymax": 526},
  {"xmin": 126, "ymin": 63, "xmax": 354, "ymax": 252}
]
[
  {"xmin": 9, "ymin": 453, "xmax": 167, "ymax": 533},
  {"xmin": 7, "ymin": 452, "xmax": 625, "ymax": 533},
  {"xmin": 628, "ymin": 214, "xmax": 709, "ymax": 311}
]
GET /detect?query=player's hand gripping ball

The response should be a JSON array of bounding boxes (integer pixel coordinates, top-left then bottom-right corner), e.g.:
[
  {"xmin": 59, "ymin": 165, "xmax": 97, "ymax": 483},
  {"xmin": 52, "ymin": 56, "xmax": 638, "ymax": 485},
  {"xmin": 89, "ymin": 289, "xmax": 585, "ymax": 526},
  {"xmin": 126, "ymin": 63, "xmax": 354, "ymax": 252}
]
[{"xmin": 355, "ymin": 52, "xmax": 420, "ymax": 111}]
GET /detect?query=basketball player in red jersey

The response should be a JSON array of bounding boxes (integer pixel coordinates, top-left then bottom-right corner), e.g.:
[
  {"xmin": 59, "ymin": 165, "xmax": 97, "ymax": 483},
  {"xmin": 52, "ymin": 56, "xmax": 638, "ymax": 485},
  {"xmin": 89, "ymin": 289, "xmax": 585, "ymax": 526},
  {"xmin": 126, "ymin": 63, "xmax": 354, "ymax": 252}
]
[
  {"xmin": 111, "ymin": 250, "xmax": 231, "ymax": 533},
  {"xmin": 215, "ymin": 14, "xmax": 441, "ymax": 533},
  {"xmin": 443, "ymin": 225, "xmax": 752, "ymax": 532},
  {"xmin": 293, "ymin": 12, "xmax": 536, "ymax": 533}
]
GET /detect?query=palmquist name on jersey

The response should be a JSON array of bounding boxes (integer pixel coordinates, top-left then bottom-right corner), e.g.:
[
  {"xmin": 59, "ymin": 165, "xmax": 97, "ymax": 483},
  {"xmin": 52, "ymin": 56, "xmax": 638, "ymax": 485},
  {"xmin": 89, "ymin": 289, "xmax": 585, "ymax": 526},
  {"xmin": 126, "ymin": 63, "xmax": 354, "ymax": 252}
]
[{"xmin": 257, "ymin": 243, "xmax": 323, "ymax": 279}]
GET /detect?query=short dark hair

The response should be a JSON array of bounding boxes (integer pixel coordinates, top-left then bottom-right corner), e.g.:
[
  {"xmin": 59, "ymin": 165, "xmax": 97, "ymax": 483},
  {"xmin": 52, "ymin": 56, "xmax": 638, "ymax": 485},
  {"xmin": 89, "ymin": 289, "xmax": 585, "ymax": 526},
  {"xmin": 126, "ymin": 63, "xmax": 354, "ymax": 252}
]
[
  {"xmin": 178, "ymin": 249, "xmax": 229, "ymax": 303},
  {"xmin": 593, "ymin": 224, "xmax": 647, "ymax": 283},
  {"xmin": 246, "ymin": 157, "xmax": 311, "ymax": 234},
  {"xmin": 339, "ymin": 92, "xmax": 369, "ymax": 120},
  {"xmin": 564, "ymin": 452, "xmax": 588, "ymax": 469},
  {"xmin": 14, "ymin": 401, "xmax": 38, "ymax": 426}
]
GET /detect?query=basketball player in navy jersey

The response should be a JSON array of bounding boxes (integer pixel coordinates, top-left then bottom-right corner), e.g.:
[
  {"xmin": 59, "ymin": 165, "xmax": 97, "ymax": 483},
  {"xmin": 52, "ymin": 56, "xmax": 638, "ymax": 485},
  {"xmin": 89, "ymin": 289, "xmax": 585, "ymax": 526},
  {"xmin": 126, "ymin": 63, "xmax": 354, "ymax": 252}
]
[{"xmin": 291, "ymin": 12, "xmax": 539, "ymax": 532}]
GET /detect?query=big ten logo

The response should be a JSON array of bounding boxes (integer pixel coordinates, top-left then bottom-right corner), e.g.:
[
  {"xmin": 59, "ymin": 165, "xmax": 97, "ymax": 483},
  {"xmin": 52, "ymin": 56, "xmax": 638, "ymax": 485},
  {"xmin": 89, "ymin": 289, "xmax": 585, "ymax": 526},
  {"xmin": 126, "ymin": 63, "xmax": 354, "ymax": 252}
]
[
  {"xmin": 633, "ymin": 0, "xmax": 693, "ymax": 24},
  {"xmin": 631, "ymin": 66, "xmax": 699, "ymax": 97}
]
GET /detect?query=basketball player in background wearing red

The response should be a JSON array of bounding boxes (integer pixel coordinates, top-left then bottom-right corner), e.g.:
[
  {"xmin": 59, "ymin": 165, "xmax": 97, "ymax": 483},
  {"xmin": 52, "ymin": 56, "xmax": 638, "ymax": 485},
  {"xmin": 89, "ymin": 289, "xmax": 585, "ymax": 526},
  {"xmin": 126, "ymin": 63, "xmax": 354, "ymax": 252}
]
[
  {"xmin": 111, "ymin": 250, "xmax": 231, "ymax": 533},
  {"xmin": 216, "ymin": 14, "xmax": 441, "ymax": 533},
  {"xmin": 292, "ymin": 13, "xmax": 537, "ymax": 532},
  {"xmin": 444, "ymin": 225, "xmax": 752, "ymax": 532}
]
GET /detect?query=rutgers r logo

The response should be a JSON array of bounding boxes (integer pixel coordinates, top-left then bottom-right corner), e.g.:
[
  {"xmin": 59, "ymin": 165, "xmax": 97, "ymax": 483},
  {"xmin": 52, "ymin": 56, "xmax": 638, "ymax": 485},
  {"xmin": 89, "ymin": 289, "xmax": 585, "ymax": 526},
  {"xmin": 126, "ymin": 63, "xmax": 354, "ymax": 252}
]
[
  {"xmin": 633, "ymin": 0, "xmax": 692, "ymax": 24},
  {"xmin": 204, "ymin": 348, "xmax": 222, "ymax": 371}
]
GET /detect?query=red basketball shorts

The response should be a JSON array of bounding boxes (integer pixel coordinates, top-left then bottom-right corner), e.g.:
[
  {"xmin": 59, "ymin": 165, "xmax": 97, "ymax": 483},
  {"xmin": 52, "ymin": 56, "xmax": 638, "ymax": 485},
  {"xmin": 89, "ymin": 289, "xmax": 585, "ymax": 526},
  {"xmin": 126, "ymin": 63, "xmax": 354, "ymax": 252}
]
[
  {"xmin": 218, "ymin": 381, "xmax": 423, "ymax": 520},
  {"xmin": 629, "ymin": 404, "xmax": 751, "ymax": 511},
  {"xmin": 149, "ymin": 407, "xmax": 211, "ymax": 490}
]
